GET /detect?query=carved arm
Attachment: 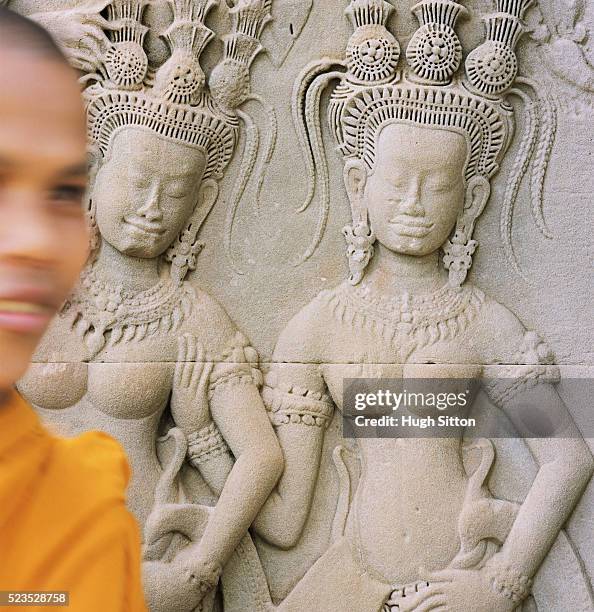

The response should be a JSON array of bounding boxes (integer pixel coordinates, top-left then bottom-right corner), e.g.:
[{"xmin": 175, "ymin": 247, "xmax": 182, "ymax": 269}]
[
  {"xmin": 452, "ymin": 313, "xmax": 594, "ymax": 606},
  {"xmin": 177, "ymin": 379, "xmax": 283, "ymax": 574},
  {"xmin": 483, "ymin": 362, "xmax": 593, "ymax": 601},
  {"xmin": 186, "ymin": 422, "xmax": 234, "ymax": 496},
  {"xmin": 251, "ymin": 366, "xmax": 334, "ymax": 550}
]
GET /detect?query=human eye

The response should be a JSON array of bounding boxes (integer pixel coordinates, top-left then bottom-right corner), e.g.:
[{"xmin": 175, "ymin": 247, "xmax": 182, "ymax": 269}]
[
  {"xmin": 384, "ymin": 183, "xmax": 404, "ymax": 203},
  {"xmin": 48, "ymin": 183, "xmax": 86, "ymax": 211},
  {"xmin": 169, "ymin": 190, "xmax": 190, "ymax": 199},
  {"xmin": 168, "ymin": 179, "xmax": 191, "ymax": 199},
  {"xmin": 426, "ymin": 175, "xmax": 455, "ymax": 193}
]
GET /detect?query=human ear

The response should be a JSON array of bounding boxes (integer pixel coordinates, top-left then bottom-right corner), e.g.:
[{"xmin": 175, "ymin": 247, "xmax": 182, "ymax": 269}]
[
  {"xmin": 343, "ymin": 159, "xmax": 368, "ymax": 221},
  {"xmin": 458, "ymin": 175, "xmax": 490, "ymax": 236},
  {"xmin": 194, "ymin": 178, "xmax": 219, "ymax": 229}
]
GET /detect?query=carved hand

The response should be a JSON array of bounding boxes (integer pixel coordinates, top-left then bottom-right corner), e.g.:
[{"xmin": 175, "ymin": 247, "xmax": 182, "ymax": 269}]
[
  {"xmin": 143, "ymin": 558, "xmax": 217, "ymax": 612},
  {"xmin": 395, "ymin": 568, "xmax": 518, "ymax": 612},
  {"xmin": 29, "ymin": 1, "xmax": 116, "ymax": 73},
  {"xmin": 171, "ymin": 335, "xmax": 214, "ymax": 438}
]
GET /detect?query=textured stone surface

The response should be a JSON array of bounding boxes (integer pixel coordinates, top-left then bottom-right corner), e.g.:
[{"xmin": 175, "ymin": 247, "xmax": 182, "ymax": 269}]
[{"xmin": 8, "ymin": 0, "xmax": 594, "ymax": 610}]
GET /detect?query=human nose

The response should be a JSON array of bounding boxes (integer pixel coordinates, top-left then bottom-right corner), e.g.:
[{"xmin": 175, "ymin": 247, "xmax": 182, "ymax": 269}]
[
  {"xmin": 136, "ymin": 183, "xmax": 163, "ymax": 222},
  {"xmin": 0, "ymin": 188, "xmax": 61, "ymax": 268},
  {"xmin": 398, "ymin": 178, "xmax": 424, "ymax": 216}
]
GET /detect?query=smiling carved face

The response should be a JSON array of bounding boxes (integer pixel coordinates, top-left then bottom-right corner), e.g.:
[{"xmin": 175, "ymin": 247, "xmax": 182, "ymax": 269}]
[
  {"xmin": 363, "ymin": 123, "xmax": 469, "ymax": 256},
  {"xmin": 92, "ymin": 128, "xmax": 207, "ymax": 259}
]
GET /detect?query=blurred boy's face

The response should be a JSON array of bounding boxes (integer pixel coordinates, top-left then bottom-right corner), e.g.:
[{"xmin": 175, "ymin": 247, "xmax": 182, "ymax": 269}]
[{"xmin": 0, "ymin": 49, "xmax": 88, "ymax": 390}]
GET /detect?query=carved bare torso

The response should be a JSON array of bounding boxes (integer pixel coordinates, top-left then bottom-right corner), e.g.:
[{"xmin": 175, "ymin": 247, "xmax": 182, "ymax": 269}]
[
  {"xmin": 350, "ymin": 438, "xmax": 468, "ymax": 583},
  {"xmin": 18, "ymin": 282, "xmax": 243, "ymax": 526},
  {"xmin": 20, "ymin": 312, "xmax": 184, "ymax": 526},
  {"xmin": 318, "ymin": 283, "xmax": 487, "ymax": 582},
  {"xmin": 267, "ymin": 281, "xmax": 527, "ymax": 588}
]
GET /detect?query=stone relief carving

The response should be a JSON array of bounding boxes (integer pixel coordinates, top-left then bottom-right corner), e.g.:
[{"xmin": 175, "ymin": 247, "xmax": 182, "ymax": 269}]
[
  {"xmin": 18, "ymin": 1, "xmax": 284, "ymax": 611},
  {"xmin": 251, "ymin": 1, "xmax": 594, "ymax": 611},
  {"xmin": 5, "ymin": 0, "xmax": 593, "ymax": 610},
  {"xmin": 27, "ymin": 0, "xmax": 116, "ymax": 73},
  {"xmin": 264, "ymin": 0, "xmax": 313, "ymax": 67},
  {"xmin": 529, "ymin": 0, "xmax": 594, "ymax": 95}
]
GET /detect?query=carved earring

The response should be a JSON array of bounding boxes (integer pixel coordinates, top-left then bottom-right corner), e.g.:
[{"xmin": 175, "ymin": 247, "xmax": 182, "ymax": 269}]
[
  {"xmin": 166, "ymin": 228, "xmax": 204, "ymax": 286},
  {"xmin": 87, "ymin": 198, "xmax": 101, "ymax": 256},
  {"xmin": 342, "ymin": 214, "xmax": 376, "ymax": 286},
  {"xmin": 86, "ymin": 154, "xmax": 102, "ymax": 264},
  {"xmin": 166, "ymin": 178, "xmax": 218, "ymax": 285},
  {"xmin": 443, "ymin": 230, "xmax": 478, "ymax": 288}
]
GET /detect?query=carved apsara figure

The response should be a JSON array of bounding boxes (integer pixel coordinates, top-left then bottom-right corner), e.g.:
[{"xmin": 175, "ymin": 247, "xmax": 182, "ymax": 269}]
[
  {"xmin": 18, "ymin": 1, "xmax": 283, "ymax": 610},
  {"xmin": 249, "ymin": 1, "xmax": 594, "ymax": 611}
]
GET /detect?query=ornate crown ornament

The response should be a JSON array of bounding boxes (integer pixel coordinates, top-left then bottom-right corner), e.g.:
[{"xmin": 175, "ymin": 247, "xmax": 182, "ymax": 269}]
[
  {"xmin": 293, "ymin": 0, "xmax": 556, "ymax": 275},
  {"xmin": 83, "ymin": 0, "xmax": 273, "ymax": 279}
]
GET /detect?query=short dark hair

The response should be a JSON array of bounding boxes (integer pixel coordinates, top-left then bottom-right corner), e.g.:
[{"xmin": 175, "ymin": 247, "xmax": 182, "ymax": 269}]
[{"xmin": 0, "ymin": 6, "xmax": 67, "ymax": 62}]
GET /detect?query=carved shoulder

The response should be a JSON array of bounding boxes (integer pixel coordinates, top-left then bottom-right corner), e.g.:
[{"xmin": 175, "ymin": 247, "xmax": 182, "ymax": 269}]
[
  {"xmin": 181, "ymin": 285, "xmax": 246, "ymax": 360},
  {"xmin": 469, "ymin": 292, "xmax": 557, "ymax": 368},
  {"xmin": 33, "ymin": 310, "xmax": 88, "ymax": 363},
  {"xmin": 468, "ymin": 292, "xmax": 530, "ymax": 365},
  {"xmin": 272, "ymin": 290, "xmax": 336, "ymax": 364}
]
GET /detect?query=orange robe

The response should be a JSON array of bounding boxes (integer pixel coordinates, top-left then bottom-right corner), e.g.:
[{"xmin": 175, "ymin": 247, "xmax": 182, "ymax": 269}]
[{"xmin": 0, "ymin": 391, "xmax": 147, "ymax": 611}]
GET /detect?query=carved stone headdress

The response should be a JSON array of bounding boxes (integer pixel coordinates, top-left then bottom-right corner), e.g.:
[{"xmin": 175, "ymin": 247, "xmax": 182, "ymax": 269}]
[
  {"xmin": 84, "ymin": 0, "xmax": 272, "ymax": 281},
  {"xmin": 294, "ymin": 0, "xmax": 556, "ymax": 276}
]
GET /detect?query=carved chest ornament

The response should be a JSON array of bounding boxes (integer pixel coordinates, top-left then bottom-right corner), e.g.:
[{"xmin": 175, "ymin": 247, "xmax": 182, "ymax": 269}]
[
  {"xmin": 293, "ymin": 0, "xmax": 557, "ymax": 283},
  {"xmin": 64, "ymin": 268, "xmax": 195, "ymax": 356},
  {"xmin": 325, "ymin": 281, "xmax": 486, "ymax": 348}
]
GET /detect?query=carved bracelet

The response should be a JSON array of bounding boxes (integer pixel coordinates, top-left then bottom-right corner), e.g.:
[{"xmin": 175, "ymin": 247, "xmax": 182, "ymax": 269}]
[
  {"xmin": 187, "ymin": 423, "xmax": 230, "ymax": 465},
  {"xmin": 484, "ymin": 560, "xmax": 533, "ymax": 603}
]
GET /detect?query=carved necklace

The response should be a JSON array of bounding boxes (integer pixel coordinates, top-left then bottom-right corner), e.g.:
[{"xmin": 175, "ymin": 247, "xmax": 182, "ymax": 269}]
[
  {"xmin": 63, "ymin": 266, "xmax": 194, "ymax": 357},
  {"xmin": 323, "ymin": 280, "xmax": 485, "ymax": 348}
]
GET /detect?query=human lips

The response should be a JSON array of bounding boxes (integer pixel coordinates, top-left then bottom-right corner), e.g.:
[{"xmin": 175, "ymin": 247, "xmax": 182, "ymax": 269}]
[
  {"xmin": 389, "ymin": 215, "xmax": 434, "ymax": 238},
  {"xmin": 124, "ymin": 216, "xmax": 166, "ymax": 236},
  {"xmin": 0, "ymin": 289, "xmax": 56, "ymax": 334}
]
